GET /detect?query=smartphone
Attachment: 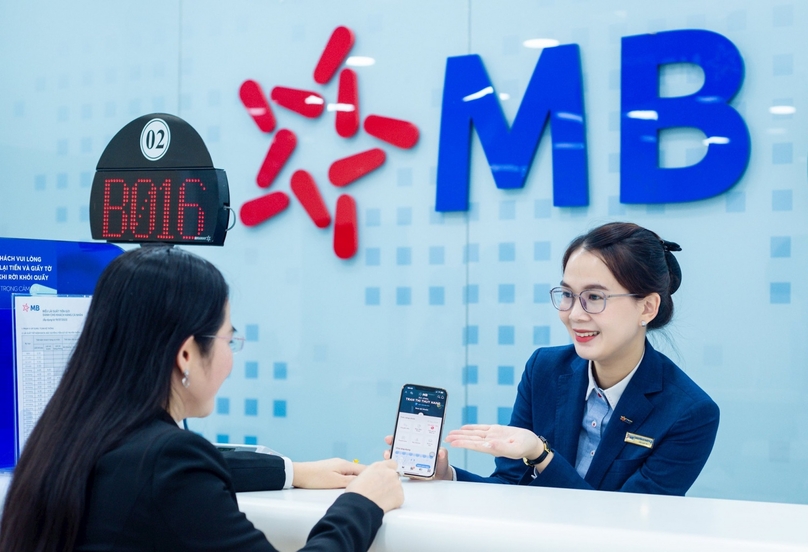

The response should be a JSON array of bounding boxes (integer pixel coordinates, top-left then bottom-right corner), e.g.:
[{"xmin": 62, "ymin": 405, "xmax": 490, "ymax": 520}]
[{"xmin": 390, "ymin": 384, "xmax": 448, "ymax": 478}]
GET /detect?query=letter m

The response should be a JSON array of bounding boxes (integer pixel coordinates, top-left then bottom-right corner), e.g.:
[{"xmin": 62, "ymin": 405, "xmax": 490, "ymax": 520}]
[{"xmin": 436, "ymin": 47, "xmax": 588, "ymax": 212}]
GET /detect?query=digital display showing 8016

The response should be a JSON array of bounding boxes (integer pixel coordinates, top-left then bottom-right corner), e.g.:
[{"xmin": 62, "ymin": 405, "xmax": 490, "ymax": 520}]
[{"xmin": 89, "ymin": 169, "xmax": 229, "ymax": 245}]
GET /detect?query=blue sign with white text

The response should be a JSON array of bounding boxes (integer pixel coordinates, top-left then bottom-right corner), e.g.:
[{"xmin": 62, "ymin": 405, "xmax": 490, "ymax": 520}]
[{"xmin": 0, "ymin": 238, "xmax": 122, "ymax": 470}]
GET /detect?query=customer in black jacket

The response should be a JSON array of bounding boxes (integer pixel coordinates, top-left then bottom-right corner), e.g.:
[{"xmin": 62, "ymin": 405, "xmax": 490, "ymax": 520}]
[{"xmin": 0, "ymin": 246, "xmax": 403, "ymax": 552}]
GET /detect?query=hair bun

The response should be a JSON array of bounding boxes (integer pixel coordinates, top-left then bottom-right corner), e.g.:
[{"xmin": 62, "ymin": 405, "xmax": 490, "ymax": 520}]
[
  {"xmin": 665, "ymin": 251, "xmax": 682, "ymax": 294},
  {"xmin": 661, "ymin": 239, "xmax": 681, "ymax": 252}
]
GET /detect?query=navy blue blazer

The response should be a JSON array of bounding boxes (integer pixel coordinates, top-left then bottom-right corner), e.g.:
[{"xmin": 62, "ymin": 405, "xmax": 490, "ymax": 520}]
[{"xmin": 455, "ymin": 342, "xmax": 719, "ymax": 496}]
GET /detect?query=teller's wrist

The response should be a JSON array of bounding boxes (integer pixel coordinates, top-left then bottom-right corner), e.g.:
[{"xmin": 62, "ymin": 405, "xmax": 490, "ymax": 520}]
[
  {"xmin": 523, "ymin": 435, "xmax": 552, "ymax": 467},
  {"xmin": 532, "ymin": 435, "xmax": 545, "ymax": 460},
  {"xmin": 534, "ymin": 450, "xmax": 554, "ymax": 474}
]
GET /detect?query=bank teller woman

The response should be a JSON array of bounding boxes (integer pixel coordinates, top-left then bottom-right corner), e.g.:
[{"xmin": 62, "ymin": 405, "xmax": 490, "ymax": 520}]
[
  {"xmin": 443, "ymin": 222, "xmax": 720, "ymax": 495},
  {"xmin": 0, "ymin": 246, "xmax": 403, "ymax": 552}
]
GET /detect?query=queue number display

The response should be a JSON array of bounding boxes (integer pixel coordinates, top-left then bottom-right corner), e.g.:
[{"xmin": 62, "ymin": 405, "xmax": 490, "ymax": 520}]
[{"xmin": 89, "ymin": 169, "xmax": 229, "ymax": 245}]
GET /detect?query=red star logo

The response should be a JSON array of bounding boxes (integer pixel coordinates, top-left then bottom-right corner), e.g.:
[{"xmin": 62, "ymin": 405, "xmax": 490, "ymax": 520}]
[{"xmin": 238, "ymin": 26, "xmax": 420, "ymax": 259}]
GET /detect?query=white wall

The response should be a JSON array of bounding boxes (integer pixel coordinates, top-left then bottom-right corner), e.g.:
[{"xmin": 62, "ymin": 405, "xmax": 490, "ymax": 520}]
[{"xmin": 0, "ymin": 0, "xmax": 806, "ymax": 503}]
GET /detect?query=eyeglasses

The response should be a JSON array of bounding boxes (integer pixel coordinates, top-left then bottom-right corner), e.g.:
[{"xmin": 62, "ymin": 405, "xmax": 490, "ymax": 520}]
[
  {"xmin": 549, "ymin": 287, "xmax": 639, "ymax": 314},
  {"xmin": 199, "ymin": 331, "xmax": 245, "ymax": 353}
]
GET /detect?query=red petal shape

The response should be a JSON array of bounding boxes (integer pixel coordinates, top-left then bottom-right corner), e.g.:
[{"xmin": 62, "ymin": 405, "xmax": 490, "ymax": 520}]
[
  {"xmin": 364, "ymin": 115, "xmax": 420, "ymax": 149},
  {"xmin": 333, "ymin": 195, "xmax": 358, "ymax": 259},
  {"xmin": 336, "ymin": 69, "xmax": 360, "ymax": 137},
  {"xmin": 291, "ymin": 170, "xmax": 331, "ymax": 228},
  {"xmin": 270, "ymin": 87, "xmax": 325, "ymax": 118},
  {"xmin": 313, "ymin": 26, "xmax": 355, "ymax": 85},
  {"xmin": 240, "ymin": 191, "xmax": 290, "ymax": 227},
  {"xmin": 257, "ymin": 129, "xmax": 297, "ymax": 188},
  {"xmin": 239, "ymin": 80, "xmax": 276, "ymax": 133},
  {"xmin": 328, "ymin": 148, "xmax": 386, "ymax": 187}
]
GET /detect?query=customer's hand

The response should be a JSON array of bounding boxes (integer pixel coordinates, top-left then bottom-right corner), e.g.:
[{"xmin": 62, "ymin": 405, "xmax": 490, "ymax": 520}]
[
  {"xmin": 383, "ymin": 435, "xmax": 453, "ymax": 481},
  {"xmin": 292, "ymin": 458, "xmax": 364, "ymax": 489},
  {"xmin": 345, "ymin": 459, "xmax": 404, "ymax": 513}
]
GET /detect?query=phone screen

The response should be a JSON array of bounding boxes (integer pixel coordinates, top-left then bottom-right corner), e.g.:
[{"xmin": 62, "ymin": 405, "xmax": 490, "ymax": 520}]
[{"xmin": 390, "ymin": 384, "xmax": 447, "ymax": 478}]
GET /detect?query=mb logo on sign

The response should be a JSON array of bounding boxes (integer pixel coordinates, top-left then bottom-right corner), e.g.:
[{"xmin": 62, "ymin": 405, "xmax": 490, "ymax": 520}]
[{"xmin": 436, "ymin": 29, "xmax": 751, "ymax": 211}]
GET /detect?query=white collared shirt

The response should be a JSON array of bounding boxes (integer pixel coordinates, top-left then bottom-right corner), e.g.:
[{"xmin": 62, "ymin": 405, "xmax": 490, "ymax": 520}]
[{"xmin": 584, "ymin": 349, "xmax": 645, "ymax": 409}]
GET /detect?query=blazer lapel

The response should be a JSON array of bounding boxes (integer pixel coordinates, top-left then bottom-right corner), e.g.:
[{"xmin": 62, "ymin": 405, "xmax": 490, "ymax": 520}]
[
  {"xmin": 583, "ymin": 343, "xmax": 664, "ymax": 488},
  {"xmin": 553, "ymin": 356, "xmax": 589, "ymax": 463}
]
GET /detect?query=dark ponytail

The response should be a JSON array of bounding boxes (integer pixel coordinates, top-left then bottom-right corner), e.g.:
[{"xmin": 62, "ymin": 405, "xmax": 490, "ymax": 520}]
[
  {"xmin": 562, "ymin": 222, "xmax": 682, "ymax": 330},
  {"xmin": 0, "ymin": 246, "xmax": 228, "ymax": 552}
]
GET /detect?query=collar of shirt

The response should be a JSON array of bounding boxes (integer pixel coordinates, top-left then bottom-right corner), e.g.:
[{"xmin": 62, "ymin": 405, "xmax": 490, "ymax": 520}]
[{"xmin": 584, "ymin": 349, "xmax": 645, "ymax": 408}]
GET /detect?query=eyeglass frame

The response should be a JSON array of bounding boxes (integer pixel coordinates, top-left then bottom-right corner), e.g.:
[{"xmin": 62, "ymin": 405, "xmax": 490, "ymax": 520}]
[
  {"xmin": 549, "ymin": 286, "xmax": 640, "ymax": 315},
  {"xmin": 198, "ymin": 330, "xmax": 245, "ymax": 353}
]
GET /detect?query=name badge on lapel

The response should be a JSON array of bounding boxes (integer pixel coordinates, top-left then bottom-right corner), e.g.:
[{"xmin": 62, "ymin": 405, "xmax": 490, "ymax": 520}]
[{"xmin": 624, "ymin": 432, "xmax": 654, "ymax": 449}]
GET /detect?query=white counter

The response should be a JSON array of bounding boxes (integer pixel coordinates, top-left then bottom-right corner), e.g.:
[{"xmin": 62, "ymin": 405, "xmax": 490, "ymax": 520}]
[
  {"xmin": 2, "ymin": 472, "xmax": 806, "ymax": 550},
  {"xmin": 238, "ymin": 479, "xmax": 808, "ymax": 552}
]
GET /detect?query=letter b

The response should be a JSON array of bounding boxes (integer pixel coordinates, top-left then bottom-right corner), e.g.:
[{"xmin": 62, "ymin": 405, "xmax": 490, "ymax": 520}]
[{"xmin": 621, "ymin": 29, "xmax": 750, "ymax": 203}]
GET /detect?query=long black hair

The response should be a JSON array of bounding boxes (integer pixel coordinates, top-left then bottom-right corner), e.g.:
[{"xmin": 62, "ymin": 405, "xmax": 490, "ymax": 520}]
[
  {"xmin": 0, "ymin": 246, "xmax": 228, "ymax": 552},
  {"xmin": 563, "ymin": 222, "xmax": 682, "ymax": 330}
]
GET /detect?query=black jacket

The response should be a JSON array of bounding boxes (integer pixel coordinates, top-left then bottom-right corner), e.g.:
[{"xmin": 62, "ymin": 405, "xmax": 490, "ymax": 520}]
[
  {"xmin": 77, "ymin": 412, "xmax": 382, "ymax": 551},
  {"xmin": 221, "ymin": 449, "xmax": 287, "ymax": 492}
]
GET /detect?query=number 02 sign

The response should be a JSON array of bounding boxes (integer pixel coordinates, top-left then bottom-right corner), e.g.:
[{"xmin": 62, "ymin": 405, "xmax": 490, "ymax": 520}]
[
  {"xmin": 139, "ymin": 118, "xmax": 171, "ymax": 161},
  {"xmin": 89, "ymin": 113, "xmax": 231, "ymax": 246}
]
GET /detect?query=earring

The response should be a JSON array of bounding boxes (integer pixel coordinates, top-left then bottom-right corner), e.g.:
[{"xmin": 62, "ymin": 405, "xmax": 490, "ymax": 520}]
[
  {"xmin": 181, "ymin": 370, "xmax": 190, "ymax": 388},
  {"xmin": 640, "ymin": 320, "xmax": 648, "ymax": 327}
]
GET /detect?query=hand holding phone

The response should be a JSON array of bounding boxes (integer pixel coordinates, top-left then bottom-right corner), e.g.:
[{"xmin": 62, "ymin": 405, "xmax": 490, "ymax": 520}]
[{"xmin": 389, "ymin": 384, "xmax": 447, "ymax": 478}]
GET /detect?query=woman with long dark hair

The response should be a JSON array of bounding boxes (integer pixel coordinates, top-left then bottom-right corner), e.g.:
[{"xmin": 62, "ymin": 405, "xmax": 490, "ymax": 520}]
[
  {"xmin": 438, "ymin": 222, "xmax": 719, "ymax": 495},
  {"xmin": 0, "ymin": 246, "xmax": 402, "ymax": 551}
]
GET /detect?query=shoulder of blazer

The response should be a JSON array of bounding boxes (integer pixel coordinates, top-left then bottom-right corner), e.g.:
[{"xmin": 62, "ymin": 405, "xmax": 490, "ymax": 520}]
[
  {"xmin": 102, "ymin": 416, "xmax": 179, "ymax": 461},
  {"xmin": 107, "ymin": 415, "xmax": 227, "ymax": 472},
  {"xmin": 633, "ymin": 341, "xmax": 716, "ymax": 407},
  {"xmin": 526, "ymin": 344, "xmax": 587, "ymax": 379}
]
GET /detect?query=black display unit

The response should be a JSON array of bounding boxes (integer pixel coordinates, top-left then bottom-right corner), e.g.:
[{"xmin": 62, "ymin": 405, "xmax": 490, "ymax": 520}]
[{"xmin": 89, "ymin": 114, "xmax": 231, "ymax": 246}]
